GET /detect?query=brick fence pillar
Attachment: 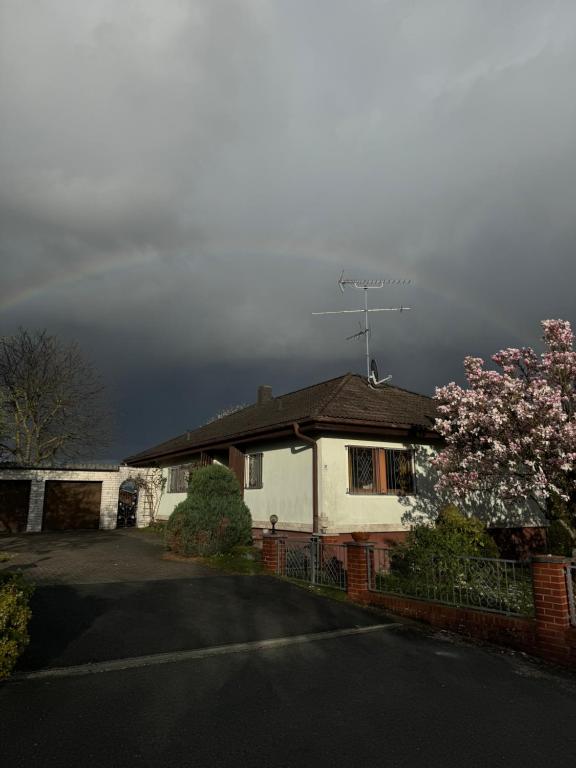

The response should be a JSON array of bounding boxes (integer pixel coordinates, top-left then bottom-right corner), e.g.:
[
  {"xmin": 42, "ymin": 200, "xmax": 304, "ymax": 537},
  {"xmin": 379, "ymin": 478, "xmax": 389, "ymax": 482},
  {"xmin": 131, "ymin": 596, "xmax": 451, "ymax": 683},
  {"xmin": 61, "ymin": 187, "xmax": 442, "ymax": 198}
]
[
  {"xmin": 345, "ymin": 543, "xmax": 373, "ymax": 602},
  {"xmin": 531, "ymin": 555, "xmax": 572, "ymax": 665},
  {"xmin": 262, "ymin": 534, "xmax": 285, "ymax": 575}
]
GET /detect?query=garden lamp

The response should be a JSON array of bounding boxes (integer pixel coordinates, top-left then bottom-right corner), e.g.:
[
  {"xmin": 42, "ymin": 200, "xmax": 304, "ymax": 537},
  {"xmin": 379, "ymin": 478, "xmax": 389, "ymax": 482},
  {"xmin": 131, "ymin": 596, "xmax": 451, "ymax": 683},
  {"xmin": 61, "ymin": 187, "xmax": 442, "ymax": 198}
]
[{"xmin": 269, "ymin": 514, "xmax": 278, "ymax": 535}]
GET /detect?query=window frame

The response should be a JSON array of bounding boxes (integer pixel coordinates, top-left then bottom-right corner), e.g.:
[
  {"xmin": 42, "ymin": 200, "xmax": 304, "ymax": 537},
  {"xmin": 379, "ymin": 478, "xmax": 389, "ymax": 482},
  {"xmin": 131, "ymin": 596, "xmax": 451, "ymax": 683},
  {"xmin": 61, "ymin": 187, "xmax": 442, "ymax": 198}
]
[
  {"xmin": 347, "ymin": 445, "xmax": 416, "ymax": 496},
  {"xmin": 167, "ymin": 464, "xmax": 193, "ymax": 494},
  {"xmin": 244, "ymin": 453, "xmax": 263, "ymax": 490}
]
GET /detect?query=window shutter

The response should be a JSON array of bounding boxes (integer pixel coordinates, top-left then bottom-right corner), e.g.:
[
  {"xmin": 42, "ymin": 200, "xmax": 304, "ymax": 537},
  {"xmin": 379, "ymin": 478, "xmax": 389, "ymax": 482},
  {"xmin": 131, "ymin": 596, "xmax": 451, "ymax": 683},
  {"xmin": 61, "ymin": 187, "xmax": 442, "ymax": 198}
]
[{"xmin": 375, "ymin": 449, "xmax": 387, "ymax": 494}]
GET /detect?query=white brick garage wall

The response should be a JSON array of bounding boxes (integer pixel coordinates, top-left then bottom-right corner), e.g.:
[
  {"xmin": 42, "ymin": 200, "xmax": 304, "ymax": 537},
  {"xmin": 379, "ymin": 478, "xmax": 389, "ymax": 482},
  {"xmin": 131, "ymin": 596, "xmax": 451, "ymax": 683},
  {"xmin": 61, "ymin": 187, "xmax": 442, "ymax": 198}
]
[{"xmin": 0, "ymin": 466, "xmax": 153, "ymax": 532}]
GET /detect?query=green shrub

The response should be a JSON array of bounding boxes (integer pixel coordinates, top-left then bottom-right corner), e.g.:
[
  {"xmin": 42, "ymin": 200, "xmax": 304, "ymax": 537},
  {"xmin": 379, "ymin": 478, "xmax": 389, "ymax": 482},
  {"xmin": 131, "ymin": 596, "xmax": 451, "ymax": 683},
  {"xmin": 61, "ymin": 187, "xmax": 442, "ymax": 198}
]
[
  {"xmin": 374, "ymin": 507, "xmax": 537, "ymax": 614},
  {"xmin": 0, "ymin": 573, "xmax": 34, "ymax": 680},
  {"xmin": 408, "ymin": 504, "xmax": 500, "ymax": 559},
  {"xmin": 166, "ymin": 465, "xmax": 252, "ymax": 557},
  {"xmin": 188, "ymin": 464, "xmax": 242, "ymax": 500},
  {"xmin": 547, "ymin": 519, "xmax": 575, "ymax": 557},
  {"xmin": 386, "ymin": 505, "xmax": 499, "ymax": 583}
]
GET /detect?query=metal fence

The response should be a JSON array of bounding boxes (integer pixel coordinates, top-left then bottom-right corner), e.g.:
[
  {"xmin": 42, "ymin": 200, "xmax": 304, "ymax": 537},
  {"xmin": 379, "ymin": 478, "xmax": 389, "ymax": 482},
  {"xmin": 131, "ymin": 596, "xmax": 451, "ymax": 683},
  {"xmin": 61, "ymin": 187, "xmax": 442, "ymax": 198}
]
[
  {"xmin": 278, "ymin": 537, "xmax": 348, "ymax": 591},
  {"xmin": 369, "ymin": 547, "xmax": 534, "ymax": 616},
  {"xmin": 567, "ymin": 564, "xmax": 576, "ymax": 627}
]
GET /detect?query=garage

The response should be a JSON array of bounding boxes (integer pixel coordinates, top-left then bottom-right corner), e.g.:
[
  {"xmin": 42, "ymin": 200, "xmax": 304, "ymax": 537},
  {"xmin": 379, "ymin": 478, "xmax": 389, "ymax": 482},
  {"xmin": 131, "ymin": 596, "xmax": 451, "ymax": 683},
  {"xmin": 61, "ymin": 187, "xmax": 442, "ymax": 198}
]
[
  {"xmin": 42, "ymin": 481, "xmax": 102, "ymax": 531},
  {"xmin": 0, "ymin": 480, "xmax": 31, "ymax": 533}
]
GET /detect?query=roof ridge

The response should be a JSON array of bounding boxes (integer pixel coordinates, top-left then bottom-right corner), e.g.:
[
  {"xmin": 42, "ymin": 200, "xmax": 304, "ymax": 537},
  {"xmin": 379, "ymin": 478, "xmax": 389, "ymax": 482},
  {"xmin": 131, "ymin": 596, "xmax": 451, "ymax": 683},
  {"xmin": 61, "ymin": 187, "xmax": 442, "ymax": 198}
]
[
  {"xmin": 190, "ymin": 374, "xmax": 350, "ymax": 430},
  {"xmin": 273, "ymin": 372, "xmax": 350, "ymax": 401},
  {"xmin": 314, "ymin": 372, "xmax": 355, "ymax": 417},
  {"xmin": 385, "ymin": 382, "xmax": 434, "ymax": 400}
]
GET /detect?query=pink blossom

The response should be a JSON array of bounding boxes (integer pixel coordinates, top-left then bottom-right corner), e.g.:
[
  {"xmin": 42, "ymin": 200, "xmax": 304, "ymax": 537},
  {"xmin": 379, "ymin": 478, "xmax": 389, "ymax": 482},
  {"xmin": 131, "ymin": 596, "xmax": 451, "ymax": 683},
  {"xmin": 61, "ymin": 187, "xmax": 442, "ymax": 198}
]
[{"xmin": 433, "ymin": 319, "xmax": 576, "ymax": 519}]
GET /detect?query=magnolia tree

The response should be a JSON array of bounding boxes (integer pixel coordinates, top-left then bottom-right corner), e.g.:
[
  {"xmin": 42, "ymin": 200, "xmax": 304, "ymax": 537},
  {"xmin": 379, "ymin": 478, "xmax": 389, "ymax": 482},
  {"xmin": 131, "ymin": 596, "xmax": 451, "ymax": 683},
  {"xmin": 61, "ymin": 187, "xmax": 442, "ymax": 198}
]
[{"xmin": 433, "ymin": 319, "xmax": 576, "ymax": 543}]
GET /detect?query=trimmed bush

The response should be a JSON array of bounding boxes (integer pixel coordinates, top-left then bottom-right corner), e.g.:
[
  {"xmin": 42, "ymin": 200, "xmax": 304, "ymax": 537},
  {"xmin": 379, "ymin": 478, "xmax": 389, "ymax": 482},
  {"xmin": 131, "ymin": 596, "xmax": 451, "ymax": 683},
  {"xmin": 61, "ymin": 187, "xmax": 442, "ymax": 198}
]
[
  {"xmin": 187, "ymin": 463, "xmax": 243, "ymax": 500},
  {"xmin": 0, "ymin": 573, "xmax": 34, "ymax": 680},
  {"xmin": 166, "ymin": 464, "xmax": 252, "ymax": 557}
]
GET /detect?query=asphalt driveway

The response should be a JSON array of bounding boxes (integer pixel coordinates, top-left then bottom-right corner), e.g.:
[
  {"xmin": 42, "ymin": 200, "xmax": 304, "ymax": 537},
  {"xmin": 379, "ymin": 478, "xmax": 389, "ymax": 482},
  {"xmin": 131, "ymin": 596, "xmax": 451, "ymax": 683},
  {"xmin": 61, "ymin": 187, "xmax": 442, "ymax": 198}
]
[
  {"xmin": 0, "ymin": 528, "xmax": 213, "ymax": 584},
  {"xmin": 1, "ymin": 530, "xmax": 383, "ymax": 670},
  {"xmin": 1, "ymin": 530, "xmax": 575, "ymax": 767}
]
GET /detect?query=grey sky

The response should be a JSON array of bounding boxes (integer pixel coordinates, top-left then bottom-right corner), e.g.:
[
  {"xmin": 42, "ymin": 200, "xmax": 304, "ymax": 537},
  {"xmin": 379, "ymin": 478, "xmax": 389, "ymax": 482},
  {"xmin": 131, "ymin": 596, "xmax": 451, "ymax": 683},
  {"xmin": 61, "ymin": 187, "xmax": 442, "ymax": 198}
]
[{"xmin": 1, "ymin": 1, "xmax": 575, "ymax": 458}]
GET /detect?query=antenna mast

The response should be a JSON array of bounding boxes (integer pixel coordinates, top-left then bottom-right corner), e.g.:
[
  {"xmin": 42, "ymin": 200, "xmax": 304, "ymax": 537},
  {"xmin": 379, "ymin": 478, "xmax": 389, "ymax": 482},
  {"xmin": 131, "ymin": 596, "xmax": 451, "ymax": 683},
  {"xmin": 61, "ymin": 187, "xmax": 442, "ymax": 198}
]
[{"xmin": 313, "ymin": 271, "xmax": 412, "ymax": 385}]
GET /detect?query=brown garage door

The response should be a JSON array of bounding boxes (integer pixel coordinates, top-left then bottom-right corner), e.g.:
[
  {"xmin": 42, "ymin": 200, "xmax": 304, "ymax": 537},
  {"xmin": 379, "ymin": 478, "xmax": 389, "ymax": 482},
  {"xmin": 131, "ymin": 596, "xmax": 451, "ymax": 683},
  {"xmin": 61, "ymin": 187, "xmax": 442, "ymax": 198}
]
[
  {"xmin": 42, "ymin": 481, "xmax": 102, "ymax": 531},
  {"xmin": 0, "ymin": 480, "xmax": 31, "ymax": 533}
]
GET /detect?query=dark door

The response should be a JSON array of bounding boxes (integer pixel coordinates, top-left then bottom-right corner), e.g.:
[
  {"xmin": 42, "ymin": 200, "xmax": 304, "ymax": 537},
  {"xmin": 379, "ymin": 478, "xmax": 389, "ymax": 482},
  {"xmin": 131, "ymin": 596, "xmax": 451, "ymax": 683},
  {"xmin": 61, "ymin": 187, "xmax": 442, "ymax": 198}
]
[
  {"xmin": 42, "ymin": 481, "xmax": 102, "ymax": 531},
  {"xmin": 0, "ymin": 480, "xmax": 31, "ymax": 533}
]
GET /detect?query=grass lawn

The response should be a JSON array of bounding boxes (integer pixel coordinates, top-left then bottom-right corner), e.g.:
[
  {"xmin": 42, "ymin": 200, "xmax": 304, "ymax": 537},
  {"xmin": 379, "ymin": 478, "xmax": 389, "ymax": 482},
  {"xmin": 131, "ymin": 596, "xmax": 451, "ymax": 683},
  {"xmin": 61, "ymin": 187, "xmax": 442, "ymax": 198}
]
[{"xmin": 197, "ymin": 547, "xmax": 264, "ymax": 575}]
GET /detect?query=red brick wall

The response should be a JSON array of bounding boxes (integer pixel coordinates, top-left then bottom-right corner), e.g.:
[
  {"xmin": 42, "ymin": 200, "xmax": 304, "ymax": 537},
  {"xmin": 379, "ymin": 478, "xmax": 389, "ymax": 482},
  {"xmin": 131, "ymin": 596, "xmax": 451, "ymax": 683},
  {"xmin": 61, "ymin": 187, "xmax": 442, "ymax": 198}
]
[
  {"xmin": 531, "ymin": 556, "xmax": 573, "ymax": 665},
  {"xmin": 256, "ymin": 527, "xmax": 547, "ymax": 556},
  {"xmin": 261, "ymin": 535, "xmax": 281, "ymax": 574},
  {"xmin": 252, "ymin": 527, "xmax": 407, "ymax": 547},
  {"xmin": 363, "ymin": 591, "xmax": 537, "ymax": 654},
  {"xmin": 261, "ymin": 537, "xmax": 576, "ymax": 668},
  {"xmin": 346, "ymin": 544, "xmax": 575, "ymax": 668}
]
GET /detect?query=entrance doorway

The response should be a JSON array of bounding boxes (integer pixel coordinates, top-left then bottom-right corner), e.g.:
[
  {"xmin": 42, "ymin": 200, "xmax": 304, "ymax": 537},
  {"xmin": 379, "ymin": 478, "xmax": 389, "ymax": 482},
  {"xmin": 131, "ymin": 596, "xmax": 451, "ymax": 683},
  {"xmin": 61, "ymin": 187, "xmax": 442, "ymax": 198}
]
[{"xmin": 117, "ymin": 480, "xmax": 138, "ymax": 528}]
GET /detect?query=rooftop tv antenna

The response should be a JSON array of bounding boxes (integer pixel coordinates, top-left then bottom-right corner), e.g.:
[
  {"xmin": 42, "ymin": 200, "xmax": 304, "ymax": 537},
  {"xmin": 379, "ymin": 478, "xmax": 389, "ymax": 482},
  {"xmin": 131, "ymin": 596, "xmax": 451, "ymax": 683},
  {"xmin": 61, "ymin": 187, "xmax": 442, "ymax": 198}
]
[{"xmin": 313, "ymin": 271, "xmax": 411, "ymax": 386}]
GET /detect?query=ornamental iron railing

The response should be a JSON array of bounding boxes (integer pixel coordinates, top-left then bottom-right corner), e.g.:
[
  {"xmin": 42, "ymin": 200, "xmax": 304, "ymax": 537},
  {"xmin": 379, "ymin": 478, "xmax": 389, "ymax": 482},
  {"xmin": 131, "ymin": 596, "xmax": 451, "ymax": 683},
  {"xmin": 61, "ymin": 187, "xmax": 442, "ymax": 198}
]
[
  {"xmin": 369, "ymin": 547, "xmax": 534, "ymax": 616},
  {"xmin": 278, "ymin": 537, "xmax": 348, "ymax": 591}
]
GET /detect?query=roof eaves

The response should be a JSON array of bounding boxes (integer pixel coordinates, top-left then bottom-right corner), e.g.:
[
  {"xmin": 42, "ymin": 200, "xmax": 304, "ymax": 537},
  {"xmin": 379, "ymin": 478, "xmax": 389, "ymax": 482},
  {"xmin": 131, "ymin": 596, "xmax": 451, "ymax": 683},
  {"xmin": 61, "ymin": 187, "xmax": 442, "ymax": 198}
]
[
  {"xmin": 125, "ymin": 419, "xmax": 318, "ymax": 464},
  {"xmin": 312, "ymin": 414, "xmax": 437, "ymax": 431}
]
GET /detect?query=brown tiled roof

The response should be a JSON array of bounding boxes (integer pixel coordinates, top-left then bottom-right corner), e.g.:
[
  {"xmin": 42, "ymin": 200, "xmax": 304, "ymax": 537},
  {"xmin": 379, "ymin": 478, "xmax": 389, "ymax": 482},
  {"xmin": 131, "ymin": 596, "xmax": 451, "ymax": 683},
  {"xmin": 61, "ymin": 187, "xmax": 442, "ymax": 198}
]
[{"xmin": 125, "ymin": 373, "xmax": 437, "ymax": 465}]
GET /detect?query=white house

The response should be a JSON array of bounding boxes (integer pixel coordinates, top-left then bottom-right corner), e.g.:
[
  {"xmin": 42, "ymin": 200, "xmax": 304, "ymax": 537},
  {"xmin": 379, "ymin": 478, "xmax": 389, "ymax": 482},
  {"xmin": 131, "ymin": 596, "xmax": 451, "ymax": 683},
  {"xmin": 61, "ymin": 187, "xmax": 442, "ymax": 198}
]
[{"xmin": 125, "ymin": 373, "xmax": 442, "ymax": 545}]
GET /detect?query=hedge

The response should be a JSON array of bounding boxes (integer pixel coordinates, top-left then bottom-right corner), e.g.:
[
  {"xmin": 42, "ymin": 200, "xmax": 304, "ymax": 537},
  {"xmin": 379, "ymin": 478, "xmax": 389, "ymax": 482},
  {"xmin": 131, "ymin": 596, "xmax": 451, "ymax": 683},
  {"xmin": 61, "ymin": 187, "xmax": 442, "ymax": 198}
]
[{"xmin": 0, "ymin": 572, "xmax": 34, "ymax": 679}]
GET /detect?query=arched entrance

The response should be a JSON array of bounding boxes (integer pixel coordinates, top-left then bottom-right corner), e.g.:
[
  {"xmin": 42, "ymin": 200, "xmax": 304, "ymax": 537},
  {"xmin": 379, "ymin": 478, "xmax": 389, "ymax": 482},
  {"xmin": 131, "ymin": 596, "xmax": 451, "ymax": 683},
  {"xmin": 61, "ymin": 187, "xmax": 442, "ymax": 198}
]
[{"xmin": 117, "ymin": 479, "xmax": 138, "ymax": 528}]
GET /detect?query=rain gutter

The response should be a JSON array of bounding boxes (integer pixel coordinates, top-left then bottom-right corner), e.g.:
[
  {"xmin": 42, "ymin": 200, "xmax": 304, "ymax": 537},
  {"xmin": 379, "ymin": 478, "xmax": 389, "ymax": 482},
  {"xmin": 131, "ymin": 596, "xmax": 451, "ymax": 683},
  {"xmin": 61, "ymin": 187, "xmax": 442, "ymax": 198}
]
[{"xmin": 292, "ymin": 422, "xmax": 319, "ymax": 534}]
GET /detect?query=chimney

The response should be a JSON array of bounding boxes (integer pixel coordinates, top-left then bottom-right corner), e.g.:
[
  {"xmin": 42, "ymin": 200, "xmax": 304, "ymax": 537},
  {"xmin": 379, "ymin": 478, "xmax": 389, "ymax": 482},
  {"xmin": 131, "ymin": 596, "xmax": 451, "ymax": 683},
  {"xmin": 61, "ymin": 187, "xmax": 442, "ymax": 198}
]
[{"xmin": 257, "ymin": 385, "xmax": 273, "ymax": 404}]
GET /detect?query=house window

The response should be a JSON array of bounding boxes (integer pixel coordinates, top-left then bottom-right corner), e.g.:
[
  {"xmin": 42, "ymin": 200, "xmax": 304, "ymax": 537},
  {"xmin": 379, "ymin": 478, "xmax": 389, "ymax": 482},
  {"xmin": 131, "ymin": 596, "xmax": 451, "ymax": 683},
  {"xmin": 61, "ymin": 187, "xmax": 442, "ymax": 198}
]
[
  {"xmin": 168, "ymin": 464, "xmax": 193, "ymax": 493},
  {"xmin": 348, "ymin": 447, "xmax": 415, "ymax": 495},
  {"xmin": 245, "ymin": 453, "xmax": 263, "ymax": 489}
]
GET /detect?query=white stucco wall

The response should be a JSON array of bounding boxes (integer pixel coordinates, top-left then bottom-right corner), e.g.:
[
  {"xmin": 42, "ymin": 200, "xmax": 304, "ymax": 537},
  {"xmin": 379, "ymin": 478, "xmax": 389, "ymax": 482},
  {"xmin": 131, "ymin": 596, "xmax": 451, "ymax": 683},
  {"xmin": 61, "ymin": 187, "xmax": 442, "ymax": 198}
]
[
  {"xmin": 317, "ymin": 437, "xmax": 433, "ymax": 533},
  {"xmin": 156, "ymin": 465, "xmax": 186, "ymax": 521},
  {"xmin": 155, "ymin": 447, "xmax": 314, "ymax": 531},
  {"xmin": 0, "ymin": 466, "xmax": 153, "ymax": 531},
  {"xmin": 244, "ymin": 440, "xmax": 313, "ymax": 532}
]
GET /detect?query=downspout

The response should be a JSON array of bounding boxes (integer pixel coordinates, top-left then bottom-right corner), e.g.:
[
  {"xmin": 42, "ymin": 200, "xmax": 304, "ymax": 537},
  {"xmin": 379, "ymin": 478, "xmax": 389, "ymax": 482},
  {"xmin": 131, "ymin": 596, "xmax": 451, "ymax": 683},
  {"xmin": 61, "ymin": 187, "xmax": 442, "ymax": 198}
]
[{"xmin": 292, "ymin": 423, "xmax": 319, "ymax": 534}]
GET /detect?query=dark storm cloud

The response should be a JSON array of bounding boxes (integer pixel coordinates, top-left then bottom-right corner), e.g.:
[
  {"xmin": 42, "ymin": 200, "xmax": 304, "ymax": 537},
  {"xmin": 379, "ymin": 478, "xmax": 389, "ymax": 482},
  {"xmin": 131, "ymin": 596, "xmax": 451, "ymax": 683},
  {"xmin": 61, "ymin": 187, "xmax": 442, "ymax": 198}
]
[{"xmin": 1, "ymin": 1, "xmax": 576, "ymax": 458}]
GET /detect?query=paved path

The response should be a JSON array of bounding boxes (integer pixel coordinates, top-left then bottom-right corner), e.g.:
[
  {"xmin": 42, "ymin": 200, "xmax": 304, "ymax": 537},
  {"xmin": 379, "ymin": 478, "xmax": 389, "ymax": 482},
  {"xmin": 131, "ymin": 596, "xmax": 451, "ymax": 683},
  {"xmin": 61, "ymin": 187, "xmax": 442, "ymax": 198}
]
[
  {"xmin": 2, "ymin": 529, "xmax": 387, "ymax": 671},
  {"xmin": 1, "ymin": 530, "xmax": 575, "ymax": 767},
  {"xmin": 0, "ymin": 529, "xmax": 212, "ymax": 583}
]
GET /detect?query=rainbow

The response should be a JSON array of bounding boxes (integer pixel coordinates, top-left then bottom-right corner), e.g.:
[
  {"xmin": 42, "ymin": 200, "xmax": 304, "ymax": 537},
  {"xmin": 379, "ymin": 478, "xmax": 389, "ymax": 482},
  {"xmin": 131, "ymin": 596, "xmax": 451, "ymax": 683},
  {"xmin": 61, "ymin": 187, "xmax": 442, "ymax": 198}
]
[
  {"xmin": 0, "ymin": 248, "xmax": 158, "ymax": 312},
  {"xmin": 0, "ymin": 243, "xmax": 526, "ymax": 346}
]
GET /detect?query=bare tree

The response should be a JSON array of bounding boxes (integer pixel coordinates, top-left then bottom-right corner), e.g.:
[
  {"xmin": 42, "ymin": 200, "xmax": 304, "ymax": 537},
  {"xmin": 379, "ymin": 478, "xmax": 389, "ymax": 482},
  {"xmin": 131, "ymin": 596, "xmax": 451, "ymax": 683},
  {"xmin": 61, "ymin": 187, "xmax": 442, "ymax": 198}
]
[{"xmin": 0, "ymin": 329, "xmax": 111, "ymax": 465}]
